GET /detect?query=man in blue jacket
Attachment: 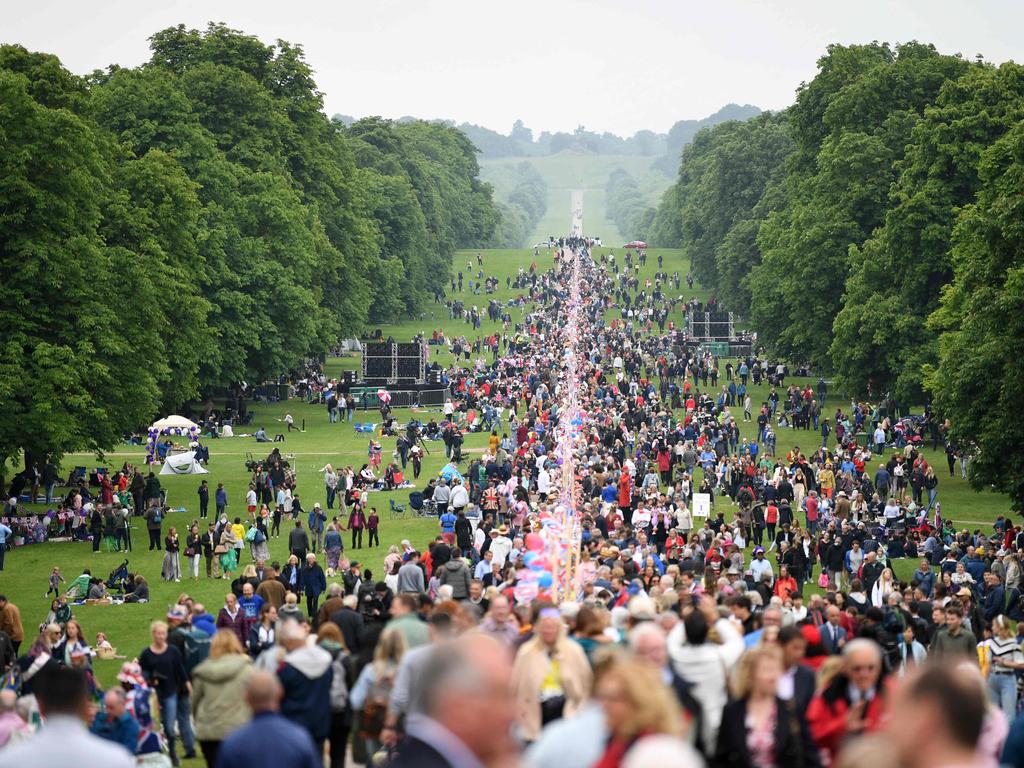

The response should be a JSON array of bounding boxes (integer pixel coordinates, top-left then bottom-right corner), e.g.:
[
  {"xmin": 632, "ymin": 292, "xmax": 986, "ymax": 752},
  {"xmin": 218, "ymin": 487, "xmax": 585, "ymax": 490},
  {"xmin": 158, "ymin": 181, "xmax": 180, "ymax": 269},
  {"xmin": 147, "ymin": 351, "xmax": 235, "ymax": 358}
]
[
  {"xmin": 218, "ymin": 669, "xmax": 319, "ymax": 768},
  {"xmin": 275, "ymin": 620, "xmax": 333, "ymax": 754},
  {"xmin": 90, "ymin": 689, "xmax": 139, "ymax": 756},
  {"xmin": 912, "ymin": 560, "xmax": 935, "ymax": 598}
]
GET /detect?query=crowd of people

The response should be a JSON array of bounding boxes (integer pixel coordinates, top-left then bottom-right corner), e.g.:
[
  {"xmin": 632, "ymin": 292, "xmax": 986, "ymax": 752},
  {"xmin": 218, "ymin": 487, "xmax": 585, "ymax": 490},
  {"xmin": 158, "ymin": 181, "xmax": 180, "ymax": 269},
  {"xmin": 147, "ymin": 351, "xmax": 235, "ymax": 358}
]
[{"xmin": 0, "ymin": 239, "xmax": 1022, "ymax": 768}]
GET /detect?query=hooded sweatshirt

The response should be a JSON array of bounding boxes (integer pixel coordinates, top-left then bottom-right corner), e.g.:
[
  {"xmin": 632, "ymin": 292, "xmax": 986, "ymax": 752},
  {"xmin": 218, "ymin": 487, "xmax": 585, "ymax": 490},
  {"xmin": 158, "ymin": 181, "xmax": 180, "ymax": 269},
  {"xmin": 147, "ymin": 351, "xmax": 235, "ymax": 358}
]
[
  {"xmin": 191, "ymin": 654, "xmax": 253, "ymax": 740},
  {"xmin": 438, "ymin": 558, "xmax": 472, "ymax": 599},
  {"xmin": 278, "ymin": 641, "xmax": 334, "ymax": 742}
]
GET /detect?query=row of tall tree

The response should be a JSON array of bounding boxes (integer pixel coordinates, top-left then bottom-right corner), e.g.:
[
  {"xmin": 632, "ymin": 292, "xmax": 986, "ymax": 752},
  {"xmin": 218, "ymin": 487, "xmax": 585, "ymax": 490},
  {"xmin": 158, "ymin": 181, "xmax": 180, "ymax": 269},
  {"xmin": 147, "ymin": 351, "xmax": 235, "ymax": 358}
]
[
  {"xmin": 605, "ymin": 169, "xmax": 655, "ymax": 241},
  {"xmin": 487, "ymin": 162, "xmax": 548, "ymax": 248},
  {"xmin": 0, "ymin": 24, "xmax": 499, "ymax": 469},
  {"xmin": 651, "ymin": 41, "xmax": 1024, "ymax": 508}
]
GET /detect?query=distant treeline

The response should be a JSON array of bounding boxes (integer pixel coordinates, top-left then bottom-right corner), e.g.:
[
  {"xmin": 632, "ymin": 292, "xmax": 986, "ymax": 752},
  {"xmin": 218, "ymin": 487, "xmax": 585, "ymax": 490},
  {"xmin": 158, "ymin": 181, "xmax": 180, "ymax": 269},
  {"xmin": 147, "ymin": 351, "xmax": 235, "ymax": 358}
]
[
  {"xmin": 605, "ymin": 169, "xmax": 655, "ymax": 242},
  {"xmin": 488, "ymin": 162, "xmax": 548, "ymax": 248},
  {"xmin": 335, "ymin": 104, "xmax": 762, "ymax": 169}
]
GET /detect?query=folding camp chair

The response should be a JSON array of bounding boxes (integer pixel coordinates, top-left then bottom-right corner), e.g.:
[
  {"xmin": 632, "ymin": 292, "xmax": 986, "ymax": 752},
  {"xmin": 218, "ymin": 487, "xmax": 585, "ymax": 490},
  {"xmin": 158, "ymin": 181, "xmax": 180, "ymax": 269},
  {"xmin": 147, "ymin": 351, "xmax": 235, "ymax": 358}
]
[{"xmin": 389, "ymin": 498, "xmax": 406, "ymax": 520}]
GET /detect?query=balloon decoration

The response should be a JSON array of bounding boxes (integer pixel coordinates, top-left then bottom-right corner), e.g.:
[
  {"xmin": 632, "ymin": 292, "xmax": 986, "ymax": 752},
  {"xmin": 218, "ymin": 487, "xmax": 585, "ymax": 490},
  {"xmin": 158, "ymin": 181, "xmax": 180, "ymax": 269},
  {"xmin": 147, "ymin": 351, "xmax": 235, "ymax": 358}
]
[
  {"xmin": 512, "ymin": 247, "xmax": 588, "ymax": 605},
  {"xmin": 146, "ymin": 423, "xmax": 201, "ymax": 464}
]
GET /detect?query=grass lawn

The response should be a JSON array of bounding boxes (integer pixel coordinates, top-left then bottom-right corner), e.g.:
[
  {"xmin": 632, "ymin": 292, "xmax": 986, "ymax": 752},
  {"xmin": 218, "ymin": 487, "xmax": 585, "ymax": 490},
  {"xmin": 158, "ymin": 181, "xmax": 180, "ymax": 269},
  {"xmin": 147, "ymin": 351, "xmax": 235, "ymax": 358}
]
[{"xmin": 0, "ymin": 244, "xmax": 1011, "ymax": 766}]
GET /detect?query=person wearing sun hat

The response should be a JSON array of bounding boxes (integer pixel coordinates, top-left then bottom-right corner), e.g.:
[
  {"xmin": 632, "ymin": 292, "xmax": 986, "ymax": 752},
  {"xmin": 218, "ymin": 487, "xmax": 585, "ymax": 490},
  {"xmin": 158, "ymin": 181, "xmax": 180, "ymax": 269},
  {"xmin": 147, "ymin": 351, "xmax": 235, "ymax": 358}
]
[
  {"xmin": 490, "ymin": 524, "xmax": 513, "ymax": 568},
  {"xmin": 116, "ymin": 661, "xmax": 162, "ymax": 757}
]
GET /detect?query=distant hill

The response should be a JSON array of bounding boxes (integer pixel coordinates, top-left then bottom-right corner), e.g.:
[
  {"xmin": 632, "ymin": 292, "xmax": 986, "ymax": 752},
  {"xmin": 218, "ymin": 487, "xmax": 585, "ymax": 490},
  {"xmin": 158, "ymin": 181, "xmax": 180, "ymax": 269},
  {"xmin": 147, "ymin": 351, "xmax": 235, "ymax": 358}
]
[
  {"xmin": 331, "ymin": 104, "xmax": 762, "ymax": 173},
  {"xmin": 652, "ymin": 103, "xmax": 763, "ymax": 174}
]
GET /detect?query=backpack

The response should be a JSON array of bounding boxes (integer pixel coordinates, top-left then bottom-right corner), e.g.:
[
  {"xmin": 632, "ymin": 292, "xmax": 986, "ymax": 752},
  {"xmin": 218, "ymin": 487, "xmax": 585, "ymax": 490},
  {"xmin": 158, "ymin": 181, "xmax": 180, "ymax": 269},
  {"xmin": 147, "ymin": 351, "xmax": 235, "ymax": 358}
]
[
  {"xmin": 175, "ymin": 627, "xmax": 211, "ymax": 675},
  {"xmin": 329, "ymin": 654, "xmax": 349, "ymax": 713},
  {"xmin": 360, "ymin": 665, "xmax": 396, "ymax": 740},
  {"xmin": 152, "ymin": 511, "xmax": 162, "ymax": 525}
]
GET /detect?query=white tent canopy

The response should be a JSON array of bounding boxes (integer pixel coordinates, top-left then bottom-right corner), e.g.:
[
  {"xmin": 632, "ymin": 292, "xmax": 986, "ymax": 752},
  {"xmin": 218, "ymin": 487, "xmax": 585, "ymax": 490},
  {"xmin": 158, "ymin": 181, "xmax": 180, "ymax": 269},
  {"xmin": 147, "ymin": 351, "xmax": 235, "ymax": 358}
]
[
  {"xmin": 152, "ymin": 415, "xmax": 199, "ymax": 431},
  {"xmin": 159, "ymin": 451, "xmax": 208, "ymax": 475}
]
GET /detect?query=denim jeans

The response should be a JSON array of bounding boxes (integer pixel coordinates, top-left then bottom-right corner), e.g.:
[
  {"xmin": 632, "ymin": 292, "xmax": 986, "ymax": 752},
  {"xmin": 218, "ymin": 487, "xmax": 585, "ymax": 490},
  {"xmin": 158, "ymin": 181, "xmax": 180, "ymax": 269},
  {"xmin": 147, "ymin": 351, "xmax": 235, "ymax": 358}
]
[
  {"xmin": 988, "ymin": 672, "xmax": 1018, "ymax": 717},
  {"xmin": 159, "ymin": 693, "xmax": 198, "ymax": 759}
]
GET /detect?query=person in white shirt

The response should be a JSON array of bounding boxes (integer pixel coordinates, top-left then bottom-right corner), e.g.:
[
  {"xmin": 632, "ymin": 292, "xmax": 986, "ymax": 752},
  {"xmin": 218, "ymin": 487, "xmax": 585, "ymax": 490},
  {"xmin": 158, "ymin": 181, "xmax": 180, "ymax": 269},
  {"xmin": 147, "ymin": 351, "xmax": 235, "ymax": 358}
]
[
  {"xmin": 489, "ymin": 526, "xmax": 514, "ymax": 568},
  {"xmin": 873, "ymin": 425, "xmax": 887, "ymax": 452},
  {"xmin": 668, "ymin": 595, "xmax": 745, "ymax": 750},
  {"xmin": 536, "ymin": 466, "xmax": 551, "ymax": 500},
  {"xmin": 0, "ymin": 666, "xmax": 134, "ymax": 768},
  {"xmin": 749, "ymin": 547, "xmax": 774, "ymax": 585},
  {"xmin": 449, "ymin": 479, "xmax": 469, "ymax": 513}
]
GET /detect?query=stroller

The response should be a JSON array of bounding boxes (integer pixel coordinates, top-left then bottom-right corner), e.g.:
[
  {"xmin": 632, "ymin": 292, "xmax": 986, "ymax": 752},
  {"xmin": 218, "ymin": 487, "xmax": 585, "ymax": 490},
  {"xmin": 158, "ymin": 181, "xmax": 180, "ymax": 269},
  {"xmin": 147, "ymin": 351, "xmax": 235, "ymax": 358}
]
[{"xmin": 106, "ymin": 559, "xmax": 131, "ymax": 593}]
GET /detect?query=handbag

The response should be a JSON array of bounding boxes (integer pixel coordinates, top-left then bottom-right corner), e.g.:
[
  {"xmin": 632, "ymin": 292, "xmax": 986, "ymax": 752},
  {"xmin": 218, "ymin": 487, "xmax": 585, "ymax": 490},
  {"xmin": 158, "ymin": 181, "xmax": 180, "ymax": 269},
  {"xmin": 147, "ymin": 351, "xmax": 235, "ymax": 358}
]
[
  {"xmin": 183, "ymin": 547, "xmax": 195, "ymax": 558},
  {"xmin": 818, "ymin": 571, "xmax": 829, "ymax": 588},
  {"xmin": 214, "ymin": 544, "xmax": 228, "ymax": 555}
]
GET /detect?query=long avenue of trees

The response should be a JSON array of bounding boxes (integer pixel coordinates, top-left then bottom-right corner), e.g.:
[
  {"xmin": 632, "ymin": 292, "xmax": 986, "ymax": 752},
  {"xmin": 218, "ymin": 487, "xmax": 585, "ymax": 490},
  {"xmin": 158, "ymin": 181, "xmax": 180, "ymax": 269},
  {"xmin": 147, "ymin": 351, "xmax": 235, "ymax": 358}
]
[
  {"xmin": 648, "ymin": 41, "xmax": 1024, "ymax": 508},
  {"xmin": 0, "ymin": 24, "xmax": 501, "ymax": 471}
]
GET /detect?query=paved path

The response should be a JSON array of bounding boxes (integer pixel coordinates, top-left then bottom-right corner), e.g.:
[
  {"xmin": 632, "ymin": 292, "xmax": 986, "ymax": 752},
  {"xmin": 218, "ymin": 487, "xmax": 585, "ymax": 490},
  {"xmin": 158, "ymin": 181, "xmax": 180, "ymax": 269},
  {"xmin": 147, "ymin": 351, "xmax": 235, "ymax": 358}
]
[{"xmin": 570, "ymin": 189, "xmax": 583, "ymax": 235}]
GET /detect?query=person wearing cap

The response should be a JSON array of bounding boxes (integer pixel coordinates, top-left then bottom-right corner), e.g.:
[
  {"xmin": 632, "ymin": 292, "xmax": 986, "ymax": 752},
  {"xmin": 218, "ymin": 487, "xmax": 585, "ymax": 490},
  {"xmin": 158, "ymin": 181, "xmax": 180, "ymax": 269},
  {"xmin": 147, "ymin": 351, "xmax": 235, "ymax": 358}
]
[
  {"xmin": 750, "ymin": 547, "xmax": 773, "ymax": 586},
  {"xmin": 308, "ymin": 503, "xmax": 327, "ymax": 554}
]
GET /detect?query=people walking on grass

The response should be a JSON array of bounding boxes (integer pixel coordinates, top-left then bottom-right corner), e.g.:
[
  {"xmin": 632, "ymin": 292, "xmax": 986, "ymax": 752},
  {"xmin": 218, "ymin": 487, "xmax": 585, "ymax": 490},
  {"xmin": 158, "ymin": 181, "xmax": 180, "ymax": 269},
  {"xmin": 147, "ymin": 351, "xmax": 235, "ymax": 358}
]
[
  {"xmin": 349, "ymin": 505, "xmax": 366, "ymax": 549},
  {"xmin": 219, "ymin": 518, "xmax": 239, "ymax": 581},
  {"xmin": 162, "ymin": 526, "xmax": 181, "ymax": 582},
  {"xmin": 186, "ymin": 524, "xmax": 202, "ymax": 581}
]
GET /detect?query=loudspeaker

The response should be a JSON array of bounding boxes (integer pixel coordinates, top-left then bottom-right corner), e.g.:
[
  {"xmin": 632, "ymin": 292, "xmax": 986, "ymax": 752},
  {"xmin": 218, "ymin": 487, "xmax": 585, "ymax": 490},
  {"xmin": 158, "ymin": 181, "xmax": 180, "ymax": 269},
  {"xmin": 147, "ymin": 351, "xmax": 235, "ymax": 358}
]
[
  {"xmin": 397, "ymin": 357, "xmax": 422, "ymax": 379},
  {"xmin": 396, "ymin": 343, "xmax": 423, "ymax": 358},
  {"xmin": 428, "ymin": 369, "xmax": 443, "ymax": 386},
  {"xmin": 365, "ymin": 356, "xmax": 392, "ymax": 378},
  {"xmin": 341, "ymin": 370, "xmax": 357, "ymax": 384}
]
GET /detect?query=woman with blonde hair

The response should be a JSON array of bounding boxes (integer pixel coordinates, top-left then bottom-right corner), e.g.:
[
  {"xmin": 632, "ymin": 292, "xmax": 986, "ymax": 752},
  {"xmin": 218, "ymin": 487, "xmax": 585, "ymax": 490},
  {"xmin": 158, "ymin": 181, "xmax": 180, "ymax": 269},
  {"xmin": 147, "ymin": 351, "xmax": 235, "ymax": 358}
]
[
  {"xmin": 192, "ymin": 629, "xmax": 253, "ymax": 767},
  {"xmin": 218, "ymin": 516, "xmax": 238, "ymax": 580},
  {"xmin": 511, "ymin": 606, "xmax": 593, "ymax": 743},
  {"xmin": 985, "ymin": 614, "xmax": 1024, "ymax": 716},
  {"xmin": 715, "ymin": 644, "xmax": 820, "ymax": 767},
  {"xmin": 350, "ymin": 628, "xmax": 407, "ymax": 757},
  {"xmin": 592, "ymin": 654, "xmax": 684, "ymax": 767},
  {"xmin": 870, "ymin": 567, "xmax": 897, "ymax": 608}
]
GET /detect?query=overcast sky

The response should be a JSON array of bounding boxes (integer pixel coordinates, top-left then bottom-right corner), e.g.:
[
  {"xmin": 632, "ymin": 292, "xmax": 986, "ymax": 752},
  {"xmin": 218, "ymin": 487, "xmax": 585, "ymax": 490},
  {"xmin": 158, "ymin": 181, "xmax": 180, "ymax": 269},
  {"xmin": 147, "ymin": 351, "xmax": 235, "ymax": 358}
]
[{"xmin": 5, "ymin": 0, "xmax": 1022, "ymax": 136}]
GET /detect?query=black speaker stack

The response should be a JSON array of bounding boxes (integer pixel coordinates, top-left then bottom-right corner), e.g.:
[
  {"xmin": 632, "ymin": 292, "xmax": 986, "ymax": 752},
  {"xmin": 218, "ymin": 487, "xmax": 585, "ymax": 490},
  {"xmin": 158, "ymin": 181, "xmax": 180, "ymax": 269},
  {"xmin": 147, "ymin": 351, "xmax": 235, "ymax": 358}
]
[{"xmin": 361, "ymin": 339, "xmax": 426, "ymax": 385}]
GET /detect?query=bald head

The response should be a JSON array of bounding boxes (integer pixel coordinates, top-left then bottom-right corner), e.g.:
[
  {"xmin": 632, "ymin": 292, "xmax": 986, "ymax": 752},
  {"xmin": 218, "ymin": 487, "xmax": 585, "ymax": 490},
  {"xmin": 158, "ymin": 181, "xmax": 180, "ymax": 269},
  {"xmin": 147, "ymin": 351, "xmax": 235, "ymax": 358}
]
[
  {"xmin": 0, "ymin": 690, "xmax": 15, "ymax": 713},
  {"xmin": 245, "ymin": 670, "xmax": 283, "ymax": 714}
]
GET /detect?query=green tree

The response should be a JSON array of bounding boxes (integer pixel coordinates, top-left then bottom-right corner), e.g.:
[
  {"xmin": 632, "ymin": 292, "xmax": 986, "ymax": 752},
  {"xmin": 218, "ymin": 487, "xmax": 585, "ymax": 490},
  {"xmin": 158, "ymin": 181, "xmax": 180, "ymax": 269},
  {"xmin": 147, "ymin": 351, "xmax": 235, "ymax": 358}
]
[
  {"xmin": 831, "ymin": 62, "xmax": 1024, "ymax": 401},
  {"xmin": 750, "ymin": 43, "xmax": 969, "ymax": 365},
  {"xmin": 0, "ymin": 70, "xmax": 172, "ymax": 467},
  {"xmin": 926, "ymin": 122, "xmax": 1024, "ymax": 509}
]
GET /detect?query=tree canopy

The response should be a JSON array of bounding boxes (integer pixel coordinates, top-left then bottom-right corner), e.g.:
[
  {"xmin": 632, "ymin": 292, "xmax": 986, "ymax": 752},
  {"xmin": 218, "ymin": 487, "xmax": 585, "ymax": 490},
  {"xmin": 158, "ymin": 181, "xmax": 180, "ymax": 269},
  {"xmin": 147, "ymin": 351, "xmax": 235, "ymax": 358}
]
[
  {"xmin": 0, "ymin": 24, "xmax": 499, "ymax": 468},
  {"xmin": 650, "ymin": 41, "xmax": 1024, "ymax": 497}
]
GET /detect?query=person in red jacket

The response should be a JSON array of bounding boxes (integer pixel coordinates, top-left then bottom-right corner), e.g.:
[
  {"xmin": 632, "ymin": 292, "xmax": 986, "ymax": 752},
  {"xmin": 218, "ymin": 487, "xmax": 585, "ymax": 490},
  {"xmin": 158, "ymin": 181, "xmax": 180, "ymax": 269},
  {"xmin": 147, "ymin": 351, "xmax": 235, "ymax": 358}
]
[
  {"xmin": 618, "ymin": 469, "xmax": 632, "ymax": 520},
  {"xmin": 773, "ymin": 565, "xmax": 799, "ymax": 601},
  {"xmin": 806, "ymin": 639, "xmax": 888, "ymax": 764}
]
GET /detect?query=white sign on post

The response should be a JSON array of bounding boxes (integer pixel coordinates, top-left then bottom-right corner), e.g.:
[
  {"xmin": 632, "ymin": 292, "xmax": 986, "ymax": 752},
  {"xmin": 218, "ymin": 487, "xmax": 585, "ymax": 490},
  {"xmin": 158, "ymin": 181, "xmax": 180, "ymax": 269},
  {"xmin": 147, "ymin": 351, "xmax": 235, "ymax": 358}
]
[{"xmin": 692, "ymin": 493, "xmax": 711, "ymax": 518}]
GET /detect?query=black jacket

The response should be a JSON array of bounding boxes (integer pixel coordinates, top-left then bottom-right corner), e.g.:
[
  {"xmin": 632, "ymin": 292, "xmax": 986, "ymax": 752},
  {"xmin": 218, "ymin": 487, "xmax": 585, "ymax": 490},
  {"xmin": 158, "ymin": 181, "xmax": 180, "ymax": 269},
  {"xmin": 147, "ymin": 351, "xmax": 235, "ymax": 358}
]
[
  {"xmin": 714, "ymin": 696, "xmax": 820, "ymax": 768},
  {"xmin": 390, "ymin": 736, "xmax": 454, "ymax": 768}
]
